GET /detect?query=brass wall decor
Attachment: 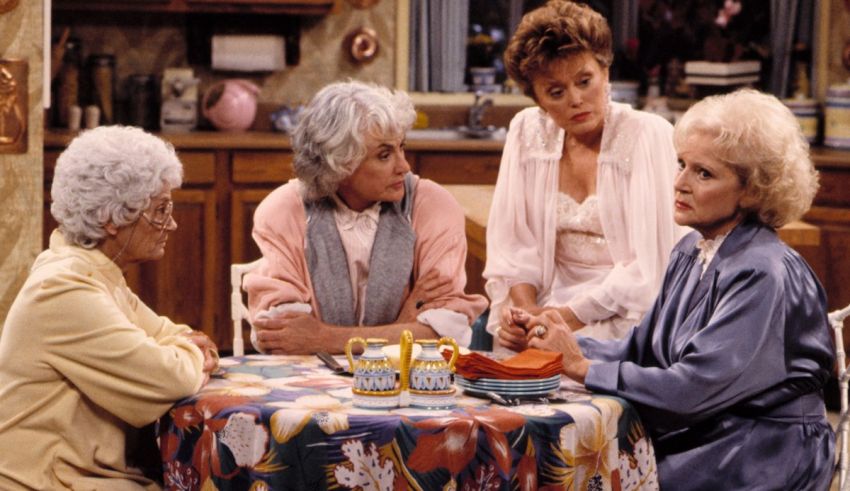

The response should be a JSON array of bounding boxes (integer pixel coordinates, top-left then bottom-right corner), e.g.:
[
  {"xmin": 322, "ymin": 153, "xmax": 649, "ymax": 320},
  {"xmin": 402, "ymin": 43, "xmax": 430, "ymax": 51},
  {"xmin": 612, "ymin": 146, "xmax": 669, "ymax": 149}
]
[
  {"xmin": 0, "ymin": 59, "xmax": 27, "ymax": 154},
  {"xmin": 0, "ymin": 0, "xmax": 19, "ymax": 15},
  {"xmin": 344, "ymin": 27, "xmax": 379, "ymax": 64}
]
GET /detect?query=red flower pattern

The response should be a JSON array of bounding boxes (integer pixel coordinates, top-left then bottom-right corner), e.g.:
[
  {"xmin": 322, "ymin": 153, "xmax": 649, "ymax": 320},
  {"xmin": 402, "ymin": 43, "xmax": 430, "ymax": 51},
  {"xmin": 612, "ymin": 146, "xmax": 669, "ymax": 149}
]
[{"xmin": 406, "ymin": 406, "xmax": 526, "ymax": 476}]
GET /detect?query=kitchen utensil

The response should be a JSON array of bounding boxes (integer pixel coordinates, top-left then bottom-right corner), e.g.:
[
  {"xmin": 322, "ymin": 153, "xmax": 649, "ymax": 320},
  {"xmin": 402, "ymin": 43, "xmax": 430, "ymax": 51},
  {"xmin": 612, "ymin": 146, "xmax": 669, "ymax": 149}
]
[
  {"xmin": 54, "ymin": 36, "xmax": 82, "ymax": 128},
  {"xmin": 479, "ymin": 391, "xmax": 567, "ymax": 406},
  {"xmin": 484, "ymin": 391, "xmax": 513, "ymax": 406},
  {"xmin": 87, "ymin": 54, "xmax": 115, "ymax": 124},
  {"xmin": 316, "ymin": 351, "xmax": 351, "ymax": 376}
]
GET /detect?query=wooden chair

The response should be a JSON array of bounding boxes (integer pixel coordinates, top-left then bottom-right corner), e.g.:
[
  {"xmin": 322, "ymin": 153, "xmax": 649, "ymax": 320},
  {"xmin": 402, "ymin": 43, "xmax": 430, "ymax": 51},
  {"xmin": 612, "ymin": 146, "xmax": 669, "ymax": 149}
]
[
  {"xmin": 229, "ymin": 258, "xmax": 264, "ymax": 357},
  {"xmin": 831, "ymin": 303, "xmax": 850, "ymax": 490}
]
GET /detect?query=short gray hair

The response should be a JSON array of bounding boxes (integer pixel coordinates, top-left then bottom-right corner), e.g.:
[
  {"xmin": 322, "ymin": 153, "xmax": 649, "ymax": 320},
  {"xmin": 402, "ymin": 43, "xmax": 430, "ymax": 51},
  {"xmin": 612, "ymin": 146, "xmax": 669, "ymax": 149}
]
[
  {"xmin": 292, "ymin": 80, "xmax": 416, "ymax": 200},
  {"xmin": 50, "ymin": 125, "xmax": 183, "ymax": 248},
  {"xmin": 673, "ymin": 89, "xmax": 818, "ymax": 228}
]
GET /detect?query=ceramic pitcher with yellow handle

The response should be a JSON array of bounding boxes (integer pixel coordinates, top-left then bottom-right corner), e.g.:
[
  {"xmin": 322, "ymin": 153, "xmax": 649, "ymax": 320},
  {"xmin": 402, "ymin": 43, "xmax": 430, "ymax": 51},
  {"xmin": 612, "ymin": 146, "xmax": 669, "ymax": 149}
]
[
  {"xmin": 407, "ymin": 336, "xmax": 458, "ymax": 409},
  {"xmin": 344, "ymin": 337, "xmax": 399, "ymax": 409}
]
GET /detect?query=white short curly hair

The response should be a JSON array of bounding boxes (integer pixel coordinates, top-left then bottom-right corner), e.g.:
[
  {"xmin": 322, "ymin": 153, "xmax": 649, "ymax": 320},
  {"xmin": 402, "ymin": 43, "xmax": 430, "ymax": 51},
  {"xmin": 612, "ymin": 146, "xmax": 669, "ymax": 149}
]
[
  {"xmin": 292, "ymin": 80, "xmax": 416, "ymax": 200},
  {"xmin": 50, "ymin": 125, "xmax": 183, "ymax": 248},
  {"xmin": 673, "ymin": 89, "xmax": 818, "ymax": 228}
]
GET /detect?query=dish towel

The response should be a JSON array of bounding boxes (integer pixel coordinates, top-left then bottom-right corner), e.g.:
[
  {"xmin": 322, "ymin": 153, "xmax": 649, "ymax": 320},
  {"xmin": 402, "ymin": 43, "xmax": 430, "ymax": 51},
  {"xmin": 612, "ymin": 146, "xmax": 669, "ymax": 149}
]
[{"xmin": 451, "ymin": 348, "xmax": 563, "ymax": 380}]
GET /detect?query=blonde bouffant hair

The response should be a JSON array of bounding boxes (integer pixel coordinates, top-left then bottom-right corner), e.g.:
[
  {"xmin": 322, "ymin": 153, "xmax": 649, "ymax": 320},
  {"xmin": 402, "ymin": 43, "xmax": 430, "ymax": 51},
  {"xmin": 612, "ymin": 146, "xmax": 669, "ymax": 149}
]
[
  {"xmin": 504, "ymin": 0, "xmax": 613, "ymax": 100},
  {"xmin": 673, "ymin": 89, "xmax": 818, "ymax": 228}
]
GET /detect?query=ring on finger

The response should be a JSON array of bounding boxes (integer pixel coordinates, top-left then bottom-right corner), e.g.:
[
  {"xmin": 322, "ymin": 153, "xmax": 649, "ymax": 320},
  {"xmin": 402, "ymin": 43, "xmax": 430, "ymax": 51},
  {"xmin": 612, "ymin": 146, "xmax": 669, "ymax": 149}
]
[
  {"xmin": 494, "ymin": 326, "xmax": 503, "ymax": 337},
  {"xmin": 534, "ymin": 325, "xmax": 547, "ymax": 337}
]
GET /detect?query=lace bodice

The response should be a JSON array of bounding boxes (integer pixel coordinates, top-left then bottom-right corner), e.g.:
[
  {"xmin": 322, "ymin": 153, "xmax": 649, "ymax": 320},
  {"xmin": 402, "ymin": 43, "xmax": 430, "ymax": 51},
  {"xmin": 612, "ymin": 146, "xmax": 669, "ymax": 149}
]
[{"xmin": 555, "ymin": 193, "xmax": 612, "ymax": 267}]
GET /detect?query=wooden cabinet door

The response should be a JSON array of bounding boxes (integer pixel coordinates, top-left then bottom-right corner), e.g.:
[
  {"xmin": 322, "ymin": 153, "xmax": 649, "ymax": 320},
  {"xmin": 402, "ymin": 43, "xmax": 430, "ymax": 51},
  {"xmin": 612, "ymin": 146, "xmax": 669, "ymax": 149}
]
[
  {"xmin": 232, "ymin": 151, "xmax": 294, "ymax": 184},
  {"xmin": 134, "ymin": 188, "xmax": 220, "ymax": 343},
  {"xmin": 414, "ymin": 152, "xmax": 501, "ymax": 184},
  {"xmin": 232, "ymin": 188, "xmax": 274, "ymax": 264}
]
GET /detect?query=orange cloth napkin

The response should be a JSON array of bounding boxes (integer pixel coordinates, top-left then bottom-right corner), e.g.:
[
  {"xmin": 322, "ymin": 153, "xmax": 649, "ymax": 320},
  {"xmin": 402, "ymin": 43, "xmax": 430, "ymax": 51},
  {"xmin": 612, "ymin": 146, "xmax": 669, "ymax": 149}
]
[{"xmin": 450, "ymin": 348, "xmax": 563, "ymax": 380}]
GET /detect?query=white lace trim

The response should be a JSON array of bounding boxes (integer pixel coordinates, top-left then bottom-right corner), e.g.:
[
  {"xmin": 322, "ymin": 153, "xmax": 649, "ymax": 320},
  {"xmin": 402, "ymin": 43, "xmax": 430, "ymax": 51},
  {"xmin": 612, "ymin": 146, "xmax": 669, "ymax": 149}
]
[
  {"xmin": 555, "ymin": 193, "xmax": 610, "ymax": 266},
  {"xmin": 556, "ymin": 193, "xmax": 603, "ymax": 234},
  {"xmin": 696, "ymin": 231, "xmax": 731, "ymax": 276},
  {"xmin": 516, "ymin": 102, "xmax": 639, "ymax": 173}
]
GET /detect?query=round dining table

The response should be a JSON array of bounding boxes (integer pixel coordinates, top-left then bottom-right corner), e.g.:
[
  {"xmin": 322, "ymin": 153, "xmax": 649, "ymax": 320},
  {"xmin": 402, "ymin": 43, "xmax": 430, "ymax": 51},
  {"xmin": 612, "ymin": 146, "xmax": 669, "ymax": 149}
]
[{"xmin": 159, "ymin": 354, "xmax": 659, "ymax": 490}]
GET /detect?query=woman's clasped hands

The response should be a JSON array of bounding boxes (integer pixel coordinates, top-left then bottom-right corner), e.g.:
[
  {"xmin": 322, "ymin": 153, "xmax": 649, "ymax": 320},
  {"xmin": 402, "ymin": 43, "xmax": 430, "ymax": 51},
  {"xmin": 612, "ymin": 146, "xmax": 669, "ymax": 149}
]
[
  {"xmin": 496, "ymin": 304, "xmax": 585, "ymax": 352},
  {"xmin": 501, "ymin": 307, "xmax": 591, "ymax": 383},
  {"xmin": 182, "ymin": 330, "xmax": 220, "ymax": 383}
]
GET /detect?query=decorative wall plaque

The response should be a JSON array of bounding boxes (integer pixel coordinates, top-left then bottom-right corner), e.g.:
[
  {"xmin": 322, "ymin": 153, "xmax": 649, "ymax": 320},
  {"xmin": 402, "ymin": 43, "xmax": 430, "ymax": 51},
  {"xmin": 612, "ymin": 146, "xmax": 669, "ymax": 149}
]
[
  {"xmin": 346, "ymin": 0, "xmax": 379, "ymax": 9},
  {"xmin": 0, "ymin": 59, "xmax": 27, "ymax": 154}
]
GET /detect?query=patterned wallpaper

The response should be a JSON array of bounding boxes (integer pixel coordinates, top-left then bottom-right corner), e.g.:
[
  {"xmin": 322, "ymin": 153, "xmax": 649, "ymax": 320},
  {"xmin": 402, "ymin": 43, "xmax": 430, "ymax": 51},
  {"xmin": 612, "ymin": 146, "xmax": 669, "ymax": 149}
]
[{"xmin": 0, "ymin": 1, "xmax": 44, "ymax": 324}]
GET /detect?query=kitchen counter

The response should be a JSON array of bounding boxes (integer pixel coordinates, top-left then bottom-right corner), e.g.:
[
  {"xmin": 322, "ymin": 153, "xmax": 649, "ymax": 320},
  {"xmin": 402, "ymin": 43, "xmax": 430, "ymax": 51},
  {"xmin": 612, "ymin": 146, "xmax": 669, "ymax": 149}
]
[
  {"xmin": 44, "ymin": 129, "xmax": 506, "ymax": 152},
  {"xmin": 45, "ymin": 129, "xmax": 850, "ymax": 165}
]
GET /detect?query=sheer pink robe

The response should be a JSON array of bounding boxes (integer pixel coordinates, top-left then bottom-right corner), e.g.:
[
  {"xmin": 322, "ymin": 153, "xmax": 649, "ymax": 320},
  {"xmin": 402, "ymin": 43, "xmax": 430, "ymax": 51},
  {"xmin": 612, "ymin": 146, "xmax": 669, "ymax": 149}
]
[{"xmin": 484, "ymin": 102, "xmax": 685, "ymax": 343}]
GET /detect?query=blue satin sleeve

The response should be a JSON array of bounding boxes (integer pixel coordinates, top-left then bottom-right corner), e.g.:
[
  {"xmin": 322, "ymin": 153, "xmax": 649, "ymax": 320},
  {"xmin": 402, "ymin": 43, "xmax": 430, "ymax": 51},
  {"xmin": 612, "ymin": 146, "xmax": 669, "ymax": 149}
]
[{"xmin": 584, "ymin": 247, "xmax": 833, "ymax": 432}]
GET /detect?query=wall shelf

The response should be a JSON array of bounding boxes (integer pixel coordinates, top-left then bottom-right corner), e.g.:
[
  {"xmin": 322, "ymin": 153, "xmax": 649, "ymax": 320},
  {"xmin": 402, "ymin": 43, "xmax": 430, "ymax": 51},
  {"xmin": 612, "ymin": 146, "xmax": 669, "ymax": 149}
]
[{"xmin": 53, "ymin": 0, "xmax": 334, "ymax": 15}]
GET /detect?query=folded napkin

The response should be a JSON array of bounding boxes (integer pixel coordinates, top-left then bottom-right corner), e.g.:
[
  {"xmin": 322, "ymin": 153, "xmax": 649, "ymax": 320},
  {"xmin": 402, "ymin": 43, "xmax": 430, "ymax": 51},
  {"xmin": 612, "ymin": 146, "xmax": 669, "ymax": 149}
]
[{"xmin": 450, "ymin": 348, "xmax": 563, "ymax": 380}]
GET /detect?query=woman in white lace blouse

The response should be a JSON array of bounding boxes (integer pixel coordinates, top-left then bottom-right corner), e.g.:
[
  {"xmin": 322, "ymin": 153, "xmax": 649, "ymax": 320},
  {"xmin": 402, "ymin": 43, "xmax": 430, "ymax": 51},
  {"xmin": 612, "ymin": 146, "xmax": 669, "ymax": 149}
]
[{"xmin": 484, "ymin": 0, "xmax": 684, "ymax": 351}]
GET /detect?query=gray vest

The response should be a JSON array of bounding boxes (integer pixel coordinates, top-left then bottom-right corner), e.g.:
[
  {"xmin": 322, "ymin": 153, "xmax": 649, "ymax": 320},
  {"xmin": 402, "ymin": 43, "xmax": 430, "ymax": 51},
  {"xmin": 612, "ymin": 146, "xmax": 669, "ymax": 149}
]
[{"xmin": 304, "ymin": 173, "xmax": 416, "ymax": 326}]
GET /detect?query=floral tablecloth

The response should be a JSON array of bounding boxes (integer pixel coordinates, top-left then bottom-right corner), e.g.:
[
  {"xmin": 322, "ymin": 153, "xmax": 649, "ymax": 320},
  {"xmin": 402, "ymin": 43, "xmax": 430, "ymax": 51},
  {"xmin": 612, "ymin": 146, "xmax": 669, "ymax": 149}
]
[{"xmin": 159, "ymin": 355, "xmax": 658, "ymax": 490}]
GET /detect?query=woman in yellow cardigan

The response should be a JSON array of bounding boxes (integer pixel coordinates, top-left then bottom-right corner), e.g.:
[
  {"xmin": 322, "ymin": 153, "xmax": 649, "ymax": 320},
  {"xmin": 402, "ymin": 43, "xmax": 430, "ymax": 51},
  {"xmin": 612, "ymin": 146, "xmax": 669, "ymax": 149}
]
[{"xmin": 0, "ymin": 126, "xmax": 218, "ymax": 490}]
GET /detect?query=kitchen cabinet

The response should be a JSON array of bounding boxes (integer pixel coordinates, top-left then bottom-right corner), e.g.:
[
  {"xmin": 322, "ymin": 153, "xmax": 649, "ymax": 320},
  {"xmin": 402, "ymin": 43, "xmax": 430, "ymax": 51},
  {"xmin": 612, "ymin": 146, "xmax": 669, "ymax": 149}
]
[
  {"xmin": 412, "ymin": 151, "xmax": 501, "ymax": 185},
  {"xmin": 806, "ymin": 149, "xmax": 850, "ymax": 320},
  {"xmin": 45, "ymin": 131, "xmax": 850, "ymax": 353},
  {"xmin": 45, "ymin": 131, "xmax": 502, "ymax": 352}
]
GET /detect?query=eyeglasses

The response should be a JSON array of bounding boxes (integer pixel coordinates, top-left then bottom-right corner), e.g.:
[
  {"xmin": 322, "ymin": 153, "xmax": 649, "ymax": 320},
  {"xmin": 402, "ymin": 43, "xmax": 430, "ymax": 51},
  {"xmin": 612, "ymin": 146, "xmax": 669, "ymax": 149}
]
[{"xmin": 141, "ymin": 200, "xmax": 174, "ymax": 231}]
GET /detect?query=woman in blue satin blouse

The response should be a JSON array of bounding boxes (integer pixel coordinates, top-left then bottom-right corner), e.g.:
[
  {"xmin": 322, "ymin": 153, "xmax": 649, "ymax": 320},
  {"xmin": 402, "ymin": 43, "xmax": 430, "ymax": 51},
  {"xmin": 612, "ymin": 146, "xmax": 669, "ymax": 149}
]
[{"xmin": 519, "ymin": 89, "xmax": 835, "ymax": 490}]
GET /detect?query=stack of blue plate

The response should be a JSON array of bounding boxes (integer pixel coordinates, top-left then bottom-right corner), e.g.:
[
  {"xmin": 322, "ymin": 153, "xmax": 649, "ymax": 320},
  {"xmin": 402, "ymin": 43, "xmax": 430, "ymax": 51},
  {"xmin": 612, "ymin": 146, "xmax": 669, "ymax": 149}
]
[{"xmin": 455, "ymin": 374, "xmax": 560, "ymax": 398}]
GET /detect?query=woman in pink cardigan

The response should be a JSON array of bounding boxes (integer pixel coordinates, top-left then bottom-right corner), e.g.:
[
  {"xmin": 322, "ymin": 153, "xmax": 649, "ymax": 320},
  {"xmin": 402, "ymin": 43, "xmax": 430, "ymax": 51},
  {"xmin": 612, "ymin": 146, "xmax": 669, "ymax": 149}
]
[{"xmin": 244, "ymin": 81, "xmax": 487, "ymax": 354}]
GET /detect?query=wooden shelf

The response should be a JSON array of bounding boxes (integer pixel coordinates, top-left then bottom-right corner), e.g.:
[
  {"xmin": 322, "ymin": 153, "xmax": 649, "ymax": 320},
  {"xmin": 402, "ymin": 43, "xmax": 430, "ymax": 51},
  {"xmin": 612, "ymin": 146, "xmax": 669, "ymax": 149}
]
[
  {"xmin": 53, "ymin": 0, "xmax": 334, "ymax": 15},
  {"xmin": 811, "ymin": 147, "xmax": 850, "ymax": 168}
]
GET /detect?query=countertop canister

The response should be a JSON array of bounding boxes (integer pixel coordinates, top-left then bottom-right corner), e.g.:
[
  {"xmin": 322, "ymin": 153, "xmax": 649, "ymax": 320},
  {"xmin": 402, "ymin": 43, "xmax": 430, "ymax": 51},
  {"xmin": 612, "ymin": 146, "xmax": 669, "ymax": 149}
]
[
  {"xmin": 126, "ymin": 74, "xmax": 158, "ymax": 130},
  {"xmin": 54, "ymin": 37, "xmax": 82, "ymax": 129},
  {"xmin": 825, "ymin": 83, "xmax": 850, "ymax": 149},
  {"xmin": 783, "ymin": 97, "xmax": 819, "ymax": 145},
  {"xmin": 86, "ymin": 54, "xmax": 116, "ymax": 125}
]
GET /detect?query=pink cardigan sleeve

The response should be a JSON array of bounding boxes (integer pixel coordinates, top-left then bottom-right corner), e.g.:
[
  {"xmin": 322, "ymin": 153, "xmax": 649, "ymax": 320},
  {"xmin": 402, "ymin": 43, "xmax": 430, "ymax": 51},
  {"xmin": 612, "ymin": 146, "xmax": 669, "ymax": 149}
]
[
  {"xmin": 411, "ymin": 179, "xmax": 489, "ymax": 323},
  {"xmin": 243, "ymin": 181, "xmax": 319, "ymax": 320}
]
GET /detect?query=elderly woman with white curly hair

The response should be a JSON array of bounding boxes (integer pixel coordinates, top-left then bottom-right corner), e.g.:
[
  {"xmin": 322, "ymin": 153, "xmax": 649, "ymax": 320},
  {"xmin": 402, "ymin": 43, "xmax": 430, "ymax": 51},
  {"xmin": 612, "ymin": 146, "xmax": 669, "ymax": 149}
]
[
  {"xmin": 0, "ymin": 126, "xmax": 218, "ymax": 490},
  {"xmin": 244, "ymin": 80, "xmax": 488, "ymax": 354},
  {"xmin": 516, "ymin": 89, "xmax": 835, "ymax": 490}
]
